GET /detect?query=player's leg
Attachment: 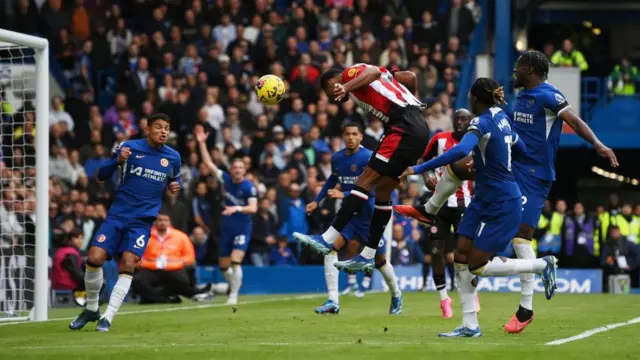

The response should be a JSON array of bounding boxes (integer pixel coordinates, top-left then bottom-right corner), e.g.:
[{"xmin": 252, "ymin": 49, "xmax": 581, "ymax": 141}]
[
  {"xmin": 335, "ymin": 176, "xmax": 396, "ymax": 272},
  {"xmin": 218, "ymin": 228, "xmax": 234, "ymax": 295},
  {"xmin": 421, "ymin": 253, "xmax": 431, "ymax": 291},
  {"xmin": 374, "ymin": 238, "xmax": 402, "ymax": 315},
  {"xmin": 427, "ymin": 213, "xmax": 453, "ymax": 318},
  {"xmin": 227, "ymin": 230, "xmax": 251, "ymax": 305},
  {"xmin": 506, "ymin": 173, "xmax": 552, "ymax": 333},
  {"xmin": 97, "ymin": 219, "xmax": 153, "ymax": 331},
  {"xmin": 294, "ymin": 167, "xmax": 382, "ymax": 252},
  {"xmin": 394, "ymin": 168, "xmax": 462, "ymax": 224},
  {"xmin": 69, "ymin": 218, "xmax": 121, "ymax": 330},
  {"xmin": 316, "ymin": 234, "xmax": 346, "ymax": 314},
  {"xmin": 342, "ymin": 237, "xmax": 361, "ymax": 295}
]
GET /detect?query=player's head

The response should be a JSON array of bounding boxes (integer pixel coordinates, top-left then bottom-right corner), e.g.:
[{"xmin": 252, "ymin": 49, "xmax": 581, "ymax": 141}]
[
  {"xmin": 513, "ymin": 50, "xmax": 549, "ymax": 88},
  {"xmin": 230, "ymin": 157, "xmax": 246, "ymax": 181},
  {"xmin": 469, "ymin": 78, "xmax": 506, "ymax": 114},
  {"xmin": 453, "ymin": 108, "xmax": 473, "ymax": 135},
  {"xmin": 147, "ymin": 113, "xmax": 171, "ymax": 146},
  {"xmin": 320, "ymin": 68, "xmax": 348, "ymax": 103},
  {"xmin": 342, "ymin": 121, "xmax": 363, "ymax": 151},
  {"xmin": 155, "ymin": 211, "xmax": 171, "ymax": 232}
]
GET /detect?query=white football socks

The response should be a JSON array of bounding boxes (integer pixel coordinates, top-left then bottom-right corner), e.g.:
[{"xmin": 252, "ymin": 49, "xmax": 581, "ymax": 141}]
[
  {"xmin": 424, "ymin": 169, "xmax": 461, "ymax": 215},
  {"xmin": 229, "ymin": 264, "xmax": 243, "ymax": 299},
  {"xmin": 477, "ymin": 257, "xmax": 546, "ymax": 277},
  {"xmin": 84, "ymin": 266, "xmax": 103, "ymax": 312},
  {"xmin": 361, "ymin": 246, "xmax": 376, "ymax": 260},
  {"xmin": 321, "ymin": 227, "xmax": 340, "ymax": 243},
  {"xmin": 324, "ymin": 252, "xmax": 339, "ymax": 303},
  {"xmin": 379, "ymin": 263, "xmax": 401, "ymax": 298},
  {"xmin": 438, "ymin": 288, "xmax": 449, "ymax": 301},
  {"xmin": 513, "ymin": 238, "xmax": 536, "ymax": 311},
  {"xmin": 103, "ymin": 274, "xmax": 132, "ymax": 323},
  {"xmin": 455, "ymin": 263, "xmax": 478, "ymax": 330}
]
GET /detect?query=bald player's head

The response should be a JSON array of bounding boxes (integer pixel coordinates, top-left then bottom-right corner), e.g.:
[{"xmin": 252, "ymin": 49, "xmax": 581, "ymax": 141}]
[{"xmin": 453, "ymin": 108, "xmax": 473, "ymax": 134}]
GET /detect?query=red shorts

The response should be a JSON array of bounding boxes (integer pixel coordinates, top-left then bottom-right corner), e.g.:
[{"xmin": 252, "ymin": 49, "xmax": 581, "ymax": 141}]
[{"xmin": 369, "ymin": 107, "xmax": 430, "ymax": 179}]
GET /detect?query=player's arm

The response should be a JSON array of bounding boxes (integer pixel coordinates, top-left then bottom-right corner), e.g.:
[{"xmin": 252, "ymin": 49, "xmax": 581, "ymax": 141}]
[
  {"xmin": 97, "ymin": 143, "xmax": 129, "ymax": 181},
  {"xmin": 560, "ymin": 108, "xmax": 618, "ymax": 167},
  {"xmin": 168, "ymin": 155, "xmax": 183, "ymax": 194},
  {"xmin": 195, "ymin": 127, "xmax": 221, "ymax": 176},
  {"xmin": 314, "ymin": 174, "xmax": 338, "ymax": 204},
  {"xmin": 409, "ymin": 132, "xmax": 479, "ymax": 176},
  {"xmin": 234, "ymin": 197, "xmax": 258, "ymax": 215},
  {"xmin": 342, "ymin": 66, "xmax": 381, "ymax": 94},
  {"xmin": 511, "ymin": 131, "xmax": 527, "ymax": 159},
  {"xmin": 393, "ymin": 70, "xmax": 418, "ymax": 95}
]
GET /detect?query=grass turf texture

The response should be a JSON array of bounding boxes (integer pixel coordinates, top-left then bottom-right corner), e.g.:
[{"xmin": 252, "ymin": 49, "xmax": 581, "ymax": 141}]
[{"xmin": 0, "ymin": 292, "xmax": 638, "ymax": 360}]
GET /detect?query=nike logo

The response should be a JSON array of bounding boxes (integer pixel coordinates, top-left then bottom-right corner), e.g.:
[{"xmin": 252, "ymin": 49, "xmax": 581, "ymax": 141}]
[{"xmin": 135, "ymin": 155, "xmax": 145, "ymax": 158}]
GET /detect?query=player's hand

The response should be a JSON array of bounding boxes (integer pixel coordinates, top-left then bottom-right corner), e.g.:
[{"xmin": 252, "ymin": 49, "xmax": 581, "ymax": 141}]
[
  {"xmin": 399, "ymin": 167, "xmax": 415, "ymax": 182},
  {"xmin": 333, "ymin": 83, "xmax": 347, "ymax": 102},
  {"xmin": 594, "ymin": 142, "xmax": 619, "ymax": 168},
  {"xmin": 327, "ymin": 189, "xmax": 344, "ymax": 199},
  {"xmin": 306, "ymin": 201, "xmax": 318, "ymax": 214},
  {"xmin": 425, "ymin": 175, "xmax": 438, "ymax": 191},
  {"xmin": 168, "ymin": 181, "xmax": 180, "ymax": 195},
  {"xmin": 265, "ymin": 235, "xmax": 276, "ymax": 245},
  {"xmin": 221, "ymin": 206, "xmax": 238, "ymax": 216},
  {"xmin": 118, "ymin": 147, "xmax": 131, "ymax": 164},
  {"xmin": 194, "ymin": 127, "xmax": 209, "ymax": 143}
]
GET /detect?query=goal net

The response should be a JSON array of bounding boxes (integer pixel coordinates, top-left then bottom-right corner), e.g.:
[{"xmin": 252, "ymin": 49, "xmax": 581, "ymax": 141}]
[{"xmin": 0, "ymin": 29, "xmax": 49, "ymax": 322}]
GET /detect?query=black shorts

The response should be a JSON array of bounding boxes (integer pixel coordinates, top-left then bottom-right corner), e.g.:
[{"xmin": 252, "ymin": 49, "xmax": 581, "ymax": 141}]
[
  {"xmin": 420, "ymin": 206, "xmax": 464, "ymax": 254},
  {"xmin": 368, "ymin": 106, "xmax": 430, "ymax": 179}
]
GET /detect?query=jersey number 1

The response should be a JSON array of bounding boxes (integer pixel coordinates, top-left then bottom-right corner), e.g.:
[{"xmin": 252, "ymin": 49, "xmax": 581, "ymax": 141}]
[{"xmin": 504, "ymin": 135, "xmax": 512, "ymax": 172}]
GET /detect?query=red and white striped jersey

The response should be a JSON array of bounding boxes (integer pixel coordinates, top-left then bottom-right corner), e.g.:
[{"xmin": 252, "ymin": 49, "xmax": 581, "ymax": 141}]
[
  {"xmin": 422, "ymin": 132, "xmax": 473, "ymax": 208},
  {"xmin": 341, "ymin": 63, "xmax": 423, "ymax": 123}
]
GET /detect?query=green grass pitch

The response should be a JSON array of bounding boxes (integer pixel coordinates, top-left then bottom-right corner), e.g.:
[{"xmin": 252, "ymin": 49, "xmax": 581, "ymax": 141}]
[{"xmin": 0, "ymin": 292, "xmax": 638, "ymax": 360}]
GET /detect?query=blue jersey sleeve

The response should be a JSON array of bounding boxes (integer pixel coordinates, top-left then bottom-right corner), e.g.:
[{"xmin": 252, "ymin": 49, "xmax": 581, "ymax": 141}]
[
  {"xmin": 315, "ymin": 154, "xmax": 338, "ymax": 203},
  {"xmin": 244, "ymin": 181, "xmax": 258, "ymax": 201},
  {"xmin": 541, "ymin": 86, "xmax": 570, "ymax": 115},
  {"xmin": 467, "ymin": 116, "xmax": 490, "ymax": 136},
  {"xmin": 170, "ymin": 154, "xmax": 183, "ymax": 187},
  {"xmin": 97, "ymin": 142, "xmax": 124, "ymax": 181},
  {"xmin": 511, "ymin": 131, "xmax": 527, "ymax": 159},
  {"xmin": 412, "ymin": 132, "xmax": 478, "ymax": 175}
]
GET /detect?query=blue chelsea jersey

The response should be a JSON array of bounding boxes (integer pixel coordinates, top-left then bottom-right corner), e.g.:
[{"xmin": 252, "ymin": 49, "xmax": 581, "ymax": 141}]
[
  {"xmin": 331, "ymin": 146, "xmax": 375, "ymax": 216},
  {"xmin": 217, "ymin": 170, "xmax": 257, "ymax": 228},
  {"xmin": 467, "ymin": 107, "xmax": 522, "ymax": 202},
  {"xmin": 111, "ymin": 139, "xmax": 182, "ymax": 219},
  {"xmin": 511, "ymin": 82, "xmax": 570, "ymax": 181}
]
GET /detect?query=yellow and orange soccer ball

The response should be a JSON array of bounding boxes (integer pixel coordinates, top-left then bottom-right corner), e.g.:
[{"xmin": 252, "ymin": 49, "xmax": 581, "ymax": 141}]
[{"xmin": 255, "ymin": 74, "xmax": 285, "ymax": 105}]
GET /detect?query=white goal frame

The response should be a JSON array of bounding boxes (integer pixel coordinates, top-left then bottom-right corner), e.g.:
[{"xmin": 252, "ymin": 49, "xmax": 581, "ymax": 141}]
[{"xmin": 0, "ymin": 29, "xmax": 49, "ymax": 322}]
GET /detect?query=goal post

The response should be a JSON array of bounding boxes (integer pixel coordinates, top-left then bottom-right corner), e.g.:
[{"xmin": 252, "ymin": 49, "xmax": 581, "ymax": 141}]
[{"xmin": 0, "ymin": 29, "xmax": 49, "ymax": 322}]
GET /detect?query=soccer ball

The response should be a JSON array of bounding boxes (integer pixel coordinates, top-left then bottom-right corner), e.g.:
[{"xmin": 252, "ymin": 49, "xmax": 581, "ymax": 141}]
[{"xmin": 255, "ymin": 74, "xmax": 285, "ymax": 105}]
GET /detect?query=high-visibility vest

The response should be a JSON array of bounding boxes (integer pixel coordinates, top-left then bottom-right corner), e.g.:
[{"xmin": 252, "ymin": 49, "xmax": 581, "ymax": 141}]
[
  {"xmin": 610, "ymin": 214, "xmax": 631, "ymax": 237},
  {"xmin": 599, "ymin": 212, "xmax": 610, "ymax": 240},
  {"xmin": 631, "ymin": 216, "xmax": 640, "ymax": 244},
  {"xmin": 538, "ymin": 212, "xmax": 564, "ymax": 254}
]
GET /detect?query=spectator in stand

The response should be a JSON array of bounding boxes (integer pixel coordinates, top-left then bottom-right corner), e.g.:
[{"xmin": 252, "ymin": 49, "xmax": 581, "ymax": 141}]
[
  {"xmin": 192, "ymin": 181, "xmax": 215, "ymax": 235},
  {"xmin": 415, "ymin": 54, "xmax": 438, "ymax": 100},
  {"xmin": 270, "ymin": 236, "xmax": 298, "ymax": 266},
  {"xmin": 602, "ymin": 225, "xmax": 639, "ymax": 292},
  {"xmin": 391, "ymin": 224, "xmax": 418, "ymax": 266},
  {"xmin": 49, "ymin": 97, "xmax": 74, "ymax": 132},
  {"xmin": 132, "ymin": 212, "xmax": 211, "ymax": 304},
  {"xmin": 161, "ymin": 193, "xmax": 189, "ymax": 233},
  {"xmin": 551, "ymin": 39, "xmax": 589, "ymax": 72},
  {"xmin": 191, "ymin": 226, "xmax": 209, "ymax": 265},
  {"xmin": 543, "ymin": 43, "xmax": 555, "ymax": 61},
  {"xmin": 50, "ymin": 230, "xmax": 85, "ymax": 292},
  {"xmin": 279, "ymin": 183, "xmax": 308, "ymax": 244},
  {"xmin": 425, "ymin": 101, "xmax": 452, "ymax": 133},
  {"xmin": 250, "ymin": 198, "xmax": 278, "ymax": 267},
  {"xmin": 443, "ymin": 0, "xmax": 476, "ymax": 44},
  {"xmin": 562, "ymin": 202, "xmax": 600, "ymax": 268},
  {"xmin": 608, "ymin": 55, "xmax": 639, "ymax": 96},
  {"xmin": 68, "ymin": 150, "xmax": 87, "ymax": 186}
]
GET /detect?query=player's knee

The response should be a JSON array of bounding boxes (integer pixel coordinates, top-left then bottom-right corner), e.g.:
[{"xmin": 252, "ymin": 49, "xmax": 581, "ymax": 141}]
[
  {"xmin": 469, "ymin": 263, "xmax": 486, "ymax": 276},
  {"xmin": 355, "ymin": 167, "xmax": 379, "ymax": 190},
  {"xmin": 517, "ymin": 224, "xmax": 534, "ymax": 240},
  {"xmin": 423, "ymin": 254, "xmax": 432, "ymax": 264},
  {"xmin": 86, "ymin": 248, "xmax": 107, "ymax": 267},
  {"xmin": 453, "ymin": 250, "xmax": 468, "ymax": 264},
  {"xmin": 374, "ymin": 257, "xmax": 386, "ymax": 269},
  {"xmin": 231, "ymin": 261, "xmax": 241, "ymax": 268},
  {"xmin": 446, "ymin": 252, "xmax": 455, "ymax": 264}
]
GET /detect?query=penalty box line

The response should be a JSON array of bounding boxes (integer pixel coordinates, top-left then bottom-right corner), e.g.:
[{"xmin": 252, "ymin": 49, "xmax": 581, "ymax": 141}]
[
  {"xmin": 545, "ymin": 316, "xmax": 640, "ymax": 345},
  {"xmin": 0, "ymin": 294, "xmax": 325, "ymax": 327}
]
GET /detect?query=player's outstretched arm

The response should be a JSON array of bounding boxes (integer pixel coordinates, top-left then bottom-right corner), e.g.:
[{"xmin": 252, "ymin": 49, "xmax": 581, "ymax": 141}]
[
  {"xmin": 407, "ymin": 132, "xmax": 479, "ymax": 177},
  {"xmin": 561, "ymin": 109, "xmax": 618, "ymax": 167},
  {"xmin": 194, "ymin": 127, "xmax": 220, "ymax": 174},
  {"xmin": 511, "ymin": 132, "xmax": 527, "ymax": 159}
]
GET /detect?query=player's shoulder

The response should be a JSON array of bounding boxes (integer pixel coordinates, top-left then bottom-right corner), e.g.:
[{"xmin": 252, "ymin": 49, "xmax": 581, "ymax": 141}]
[
  {"xmin": 358, "ymin": 146, "xmax": 373, "ymax": 159},
  {"xmin": 332, "ymin": 148, "xmax": 346, "ymax": 161}
]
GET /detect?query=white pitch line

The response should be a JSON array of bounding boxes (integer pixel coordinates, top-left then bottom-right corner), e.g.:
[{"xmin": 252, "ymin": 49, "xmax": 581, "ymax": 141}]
[
  {"xmin": 0, "ymin": 294, "xmax": 325, "ymax": 327},
  {"xmin": 545, "ymin": 316, "xmax": 640, "ymax": 345}
]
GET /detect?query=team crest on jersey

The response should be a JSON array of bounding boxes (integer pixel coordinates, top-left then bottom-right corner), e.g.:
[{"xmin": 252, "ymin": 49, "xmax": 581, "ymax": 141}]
[
  {"xmin": 351, "ymin": 164, "xmax": 358, "ymax": 172},
  {"xmin": 430, "ymin": 226, "xmax": 438, "ymax": 234},
  {"xmin": 160, "ymin": 158, "xmax": 169, "ymax": 167},
  {"xmin": 348, "ymin": 67, "xmax": 358, "ymax": 77},
  {"xmin": 97, "ymin": 234, "xmax": 106, "ymax": 243},
  {"xmin": 554, "ymin": 93, "xmax": 565, "ymax": 104},
  {"xmin": 527, "ymin": 99, "xmax": 535, "ymax": 107}
]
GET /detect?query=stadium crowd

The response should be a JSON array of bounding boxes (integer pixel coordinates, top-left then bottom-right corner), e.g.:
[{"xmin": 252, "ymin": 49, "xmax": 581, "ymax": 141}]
[{"xmin": 0, "ymin": 0, "xmax": 637, "ymax": 292}]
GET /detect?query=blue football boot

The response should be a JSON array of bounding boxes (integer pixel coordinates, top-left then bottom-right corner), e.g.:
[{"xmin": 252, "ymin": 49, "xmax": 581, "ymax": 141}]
[
  {"xmin": 542, "ymin": 255, "xmax": 558, "ymax": 300},
  {"xmin": 315, "ymin": 300, "xmax": 340, "ymax": 314},
  {"xmin": 293, "ymin": 232, "xmax": 332, "ymax": 255},
  {"xmin": 389, "ymin": 296, "xmax": 403, "ymax": 315},
  {"xmin": 95, "ymin": 318, "xmax": 111, "ymax": 332},
  {"xmin": 334, "ymin": 255, "xmax": 374, "ymax": 273},
  {"xmin": 439, "ymin": 325, "xmax": 482, "ymax": 338},
  {"xmin": 68, "ymin": 309, "xmax": 100, "ymax": 330}
]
